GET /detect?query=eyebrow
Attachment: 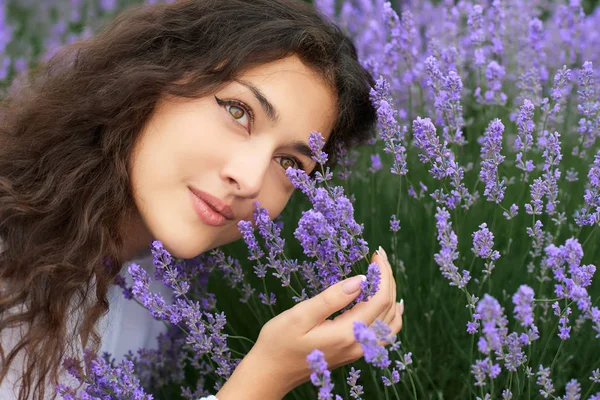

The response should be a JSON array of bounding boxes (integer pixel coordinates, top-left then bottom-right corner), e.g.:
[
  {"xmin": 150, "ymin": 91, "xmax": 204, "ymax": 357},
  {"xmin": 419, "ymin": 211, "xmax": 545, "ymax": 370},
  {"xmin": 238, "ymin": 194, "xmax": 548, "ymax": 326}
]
[
  {"xmin": 291, "ymin": 140, "xmax": 315, "ymax": 160},
  {"xmin": 233, "ymin": 78, "xmax": 280, "ymax": 123},
  {"xmin": 232, "ymin": 79, "xmax": 316, "ymax": 164}
]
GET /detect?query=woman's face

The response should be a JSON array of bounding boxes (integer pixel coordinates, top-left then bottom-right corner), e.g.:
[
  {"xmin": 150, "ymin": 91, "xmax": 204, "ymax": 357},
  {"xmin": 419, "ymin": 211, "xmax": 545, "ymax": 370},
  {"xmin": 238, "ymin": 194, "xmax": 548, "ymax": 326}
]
[{"xmin": 129, "ymin": 55, "xmax": 337, "ymax": 259}]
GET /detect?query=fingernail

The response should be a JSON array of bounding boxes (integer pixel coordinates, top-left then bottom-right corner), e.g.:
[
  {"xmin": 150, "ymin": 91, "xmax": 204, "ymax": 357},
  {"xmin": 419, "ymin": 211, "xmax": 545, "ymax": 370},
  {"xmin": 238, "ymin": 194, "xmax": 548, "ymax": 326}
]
[
  {"xmin": 400, "ymin": 298, "xmax": 404, "ymax": 305},
  {"xmin": 378, "ymin": 246, "xmax": 388, "ymax": 261},
  {"xmin": 342, "ymin": 275, "xmax": 366, "ymax": 294}
]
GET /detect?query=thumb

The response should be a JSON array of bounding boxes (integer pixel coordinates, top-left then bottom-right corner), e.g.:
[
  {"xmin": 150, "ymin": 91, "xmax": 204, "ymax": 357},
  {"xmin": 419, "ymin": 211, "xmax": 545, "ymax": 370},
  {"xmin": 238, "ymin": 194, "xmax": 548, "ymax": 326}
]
[{"xmin": 291, "ymin": 275, "xmax": 366, "ymax": 330}]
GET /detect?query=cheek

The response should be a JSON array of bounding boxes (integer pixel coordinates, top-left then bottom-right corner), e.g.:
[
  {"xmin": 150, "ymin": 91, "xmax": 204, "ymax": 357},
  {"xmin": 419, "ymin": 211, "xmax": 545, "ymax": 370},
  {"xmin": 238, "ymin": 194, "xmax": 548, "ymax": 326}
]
[{"xmin": 262, "ymin": 177, "xmax": 295, "ymax": 218}]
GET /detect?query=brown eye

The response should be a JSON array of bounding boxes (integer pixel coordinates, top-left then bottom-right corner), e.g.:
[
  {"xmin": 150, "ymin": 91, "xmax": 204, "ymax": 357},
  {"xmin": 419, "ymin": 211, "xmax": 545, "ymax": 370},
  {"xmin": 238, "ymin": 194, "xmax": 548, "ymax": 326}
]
[
  {"xmin": 279, "ymin": 157, "xmax": 297, "ymax": 170},
  {"xmin": 228, "ymin": 105, "xmax": 245, "ymax": 119},
  {"xmin": 214, "ymin": 96, "xmax": 254, "ymax": 133}
]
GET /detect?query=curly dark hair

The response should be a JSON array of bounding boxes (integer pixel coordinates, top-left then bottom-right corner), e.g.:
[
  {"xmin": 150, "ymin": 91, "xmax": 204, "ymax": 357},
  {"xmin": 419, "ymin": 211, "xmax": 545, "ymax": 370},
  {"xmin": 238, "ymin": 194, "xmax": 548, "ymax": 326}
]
[{"xmin": 0, "ymin": 0, "xmax": 376, "ymax": 398}]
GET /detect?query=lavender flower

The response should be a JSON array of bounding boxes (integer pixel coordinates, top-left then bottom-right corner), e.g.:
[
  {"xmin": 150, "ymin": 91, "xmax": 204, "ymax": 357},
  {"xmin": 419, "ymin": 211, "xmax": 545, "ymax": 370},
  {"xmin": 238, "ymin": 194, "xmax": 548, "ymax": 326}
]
[
  {"xmin": 129, "ymin": 263, "xmax": 173, "ymax": 322},
  {"xmin": 536, "ymin": 365, "xmax": 555, "ymax": 398},
  {"xmin": 591, "ymin": 369, "xmax": 600, "ymax": 383},
  {"xmin": 566, "ymin": 168, "xmax": 579, "ymax": 182},
  {"xmin": 346, "ymin": 367, "xmax": 364, "ymax": 399},
  {"xmin": 368, "ymin": 153, "xmax": 383, "ymax": 173},
  {"xmin": 479, "ymin": 118, "xmax": 506, "ymax": 203},
  {"xmin": 258, "ymin": 292, "xmax": 276, "ymax": 306},
  {"xmin": 525, "ymin": 178, "xmax": 546, "ymax": 215},
  {"xmin": 503, "ymin": 204, "xmax": 519, "ymax": 220},
  {"xmin": 381, "ymin": 368, "xmax": 400, "ymax": 386},
  {"xmin": 526, "ymin": 220, "xmax": 545, "ymax": 258},
  {"xmin": 237, "ymin": 220, "xmax": 264, "ymax": 261},
  {"xmin": 472, "ymin": 223, "xmax": 500, "ymax": 276},
  {"xmin": 292, "ymin": 185, "xmax": 369, "ymax": 291},
  {"xmin": 467, "ymin": 5, "xmax": 485, "ymax": 67},
  {"xmin": 250, "ymin": 202, "xmax": 296, "ymax": 287},
  {"xmin": 551, "ymin": 65, "xmax": 573, "ymax": 104},
  {"xmin": 544, "ymin": 238, "xmax": 596, "ymax": 313},
  {"xmin": 577, "ymin": 62, "xmax": 599, "ymax": 152},
  {"xmin": 58, "ymin": 351, "xmax": 153, "ymax": 400},
  {"xmin": 397, "ymin": 10, "xmax": 418, "ymax": 84},
  {"xmin": 314, "ymin": 0, "xmax": 335, "ymax": 20},
  {"xmin": 512, "ymin": 285, "xmax": 536, "ymax": 328},
  {"xmin": 307, "ymin": 349, "xmax": 334, "ymax": 400},
  {"xmin": 467, "ymin": 318, "xmax": 480, "ymax": 335},
  {"xmin": 487, "ymin": 0, "xmax": 505, "ymax": 57},
  {"xmin": 412, "ymin": 116, "xmax": 452, "ymax": 179},
  {"xmin": 575, "ymin": 149, "xmax": 600, "ymax": 226},
  {"xmin": 424, "ymin": 57, "xmax": 465, "ymax": 145},
  {"xmin": 356, "ymin": 262, "xmax": 381, "ymax": 303},
  {"xmin": 471, "ymin": 357, "xmax": 501, "ymax": 387},
  {"xmin": 505, "ymin": 332, "xmax": 529, "ymax": 371},
  {"xmin": 389, "ymin": 214, "xmax": 400, "ymax": 232},
  {"xmin": 309, "ymin": 131, "xmax": 329, "ymax": 165},
  {"xmin": 434, "ymin": 207, "xmax": 470, "ymax": 288},
  {"xmin": 476, "ymin": 294, "xmax": 508, "ymax": 355},
  {"xmin": 540, "ymin": 131, "xmax": 562, "ymax": 215},
  {"xmin": 478, "ymin": 61, "xmax": 507, "ymax": 105},
  {"xmin": 413, "ymin": 117, "xmax": 471, "ymax": 209},
  {"xmin": 557, "ymin": 304, "xmax": 572, "ymax": 340},
  {"xmin": 515, "ymin": 100, "xmax": 535, "ymax": 176},
  {"xmin": 370, "ymin": 77, "xmax": 408, "ymax": 175},
  {"xmin": 353, "ymin": 321, "xmax": 391, "ymax": 368},
  {"xmin": 563, "ymin": 379, "xmax": 581, "ymax": 400}
]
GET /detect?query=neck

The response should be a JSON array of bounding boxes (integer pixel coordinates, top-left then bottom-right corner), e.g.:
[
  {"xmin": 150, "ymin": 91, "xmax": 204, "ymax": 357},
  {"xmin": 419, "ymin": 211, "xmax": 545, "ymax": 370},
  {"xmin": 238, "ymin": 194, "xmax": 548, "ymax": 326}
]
[{"xmin": 119, "ymin": 211, "xmax": 154, "ymax": 261}]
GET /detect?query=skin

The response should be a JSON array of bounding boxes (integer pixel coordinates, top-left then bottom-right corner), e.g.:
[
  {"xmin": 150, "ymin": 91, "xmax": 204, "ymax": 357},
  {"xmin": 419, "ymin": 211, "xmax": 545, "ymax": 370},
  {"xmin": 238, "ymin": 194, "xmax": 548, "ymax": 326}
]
[
  {"xmin": 124, "ymin": 55, "xmax": 404, "ymax": 399},
  {"xmin": 127, "ymin": 55, "xmax": 336, "ymax": 260}
]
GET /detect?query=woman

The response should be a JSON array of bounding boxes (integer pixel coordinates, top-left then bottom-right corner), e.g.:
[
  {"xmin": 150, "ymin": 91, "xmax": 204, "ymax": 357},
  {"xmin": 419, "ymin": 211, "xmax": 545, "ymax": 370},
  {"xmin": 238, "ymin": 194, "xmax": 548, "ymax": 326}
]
[{"xmin": 0, "ymin": 0, "xmax": 404, "ymax": 398}]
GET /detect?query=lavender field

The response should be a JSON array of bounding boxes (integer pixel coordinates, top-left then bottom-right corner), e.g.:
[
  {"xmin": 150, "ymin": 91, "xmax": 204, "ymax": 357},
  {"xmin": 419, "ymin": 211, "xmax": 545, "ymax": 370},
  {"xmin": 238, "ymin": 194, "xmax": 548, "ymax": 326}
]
[{"xmin": 2, "ymin": 0, "xmax": 600, "ymax": 399}]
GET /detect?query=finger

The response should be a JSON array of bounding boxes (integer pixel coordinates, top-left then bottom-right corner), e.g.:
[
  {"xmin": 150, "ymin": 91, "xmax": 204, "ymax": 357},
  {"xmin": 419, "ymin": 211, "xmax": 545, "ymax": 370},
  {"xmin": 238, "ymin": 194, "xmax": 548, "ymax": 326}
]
[
  {"xmin": 342, "ymin": 303, "xmax": 404, "ymax": 365},
  {"xmin": 387, "ymin": 301, "xmax": 404, "ymax": 336},
  {"xmin": 291, "ymin": 274, "xmax": 366, "ymax": 331},
  {"xmin": 370, "ymin": 299, "xmax": 404, "ymax": 341},
  {"xmin": 371, "ymin": 247, "xmax": 395, "ymax": 323},
  {"xmin": 378, "ymin": 297, "xmax": 398, "ymax": 326},
  {"xmin": 333, "ymin": 248, "xmax": 392, "ymax": 326}
]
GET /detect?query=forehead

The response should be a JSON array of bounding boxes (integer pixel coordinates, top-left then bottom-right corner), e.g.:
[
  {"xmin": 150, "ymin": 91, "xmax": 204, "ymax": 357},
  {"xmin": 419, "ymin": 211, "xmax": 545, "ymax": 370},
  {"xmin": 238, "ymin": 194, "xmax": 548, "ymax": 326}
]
[{"xmin": 232, "ymin": 56, "xmax": 337, "ymax": 141}]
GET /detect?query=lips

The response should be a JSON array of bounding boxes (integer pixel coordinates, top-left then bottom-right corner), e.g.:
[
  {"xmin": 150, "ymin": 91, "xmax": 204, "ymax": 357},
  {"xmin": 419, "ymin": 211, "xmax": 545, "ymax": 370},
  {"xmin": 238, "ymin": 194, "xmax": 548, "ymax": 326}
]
[{"xmin": 188, "ymin": 187, "xmax": 235, "ymax": 220}]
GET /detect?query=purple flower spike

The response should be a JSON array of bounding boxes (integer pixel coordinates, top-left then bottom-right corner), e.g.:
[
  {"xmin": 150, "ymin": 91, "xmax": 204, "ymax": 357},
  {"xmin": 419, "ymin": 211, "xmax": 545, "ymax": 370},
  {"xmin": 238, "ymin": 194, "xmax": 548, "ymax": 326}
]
[
  {"xmin": 370, "ymin": 77, "xmax": 408, "ymax": 176},
  {"xmin": 472, "ymin": 223, "xmax": 500, "ymax": 261},
  {"xmin": 536, "ymin": 365, "xmax": 555, "ymax": 398},
  {"xmin": 389, "ymin": 214, "xmax": 400, "ymax": 232},
  {"xmin": 306, "ymin": 349, "xmax": 334, "ymax": 400},
  {"xmin": 58, "ymin": 351, "xmax": 153, "ymax": 400},
  {"xmin": 412, "ymin": 116, "xmax": 458, "ymax": 180},
  {"xmin": 503, "ymin": 204, "xmax": 519, "ymax": 220},
  {"xmin": 356, "ymin": 262, "xmax": 381, "ymax": 302},
  {"xmin": 577, "ymin": 62, "xmax": 599, "ymax": 152},
  {"xmin": 308, "ymin": 131, "xmax": 329, "ymax": 165},
  {"xmin": 368, "ymin": 153, "xmax": 383, "ymax": 173},
  {"xmin": 575, "ymin": 149, "xmax": 600, "ymax": 226},
  {"xmin": 353, "ymin": 321, "xmax": 391, "ymax": 368},
  {"xmin": 346, "ymin": 367, "xmax": 364, "ymax": 399},
  {"xmin": 512, "ymin": 285, "xmax": 536, "ymax": 328},
  {"xmin": 237, "ymin": 220, "xmax": 264, "ymax": 261},
  {"xmin": 479, "ymin": 118, "xmax": 506, "ymax": 203},
  {"xmin": 434, "ymin": 207, "xmax": 470, "ymax": 288},
  {"xmin": 476, "ymin": 294, "xmax": 508, "ymax": 355}
]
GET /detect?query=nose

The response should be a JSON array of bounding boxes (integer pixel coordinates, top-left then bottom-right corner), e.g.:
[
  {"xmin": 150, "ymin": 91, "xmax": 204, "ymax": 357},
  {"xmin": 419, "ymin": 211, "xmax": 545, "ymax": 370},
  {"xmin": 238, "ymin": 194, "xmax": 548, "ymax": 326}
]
[{"xmin": 221, "ymin": 143, "xmax": 272, "ymax": 198}]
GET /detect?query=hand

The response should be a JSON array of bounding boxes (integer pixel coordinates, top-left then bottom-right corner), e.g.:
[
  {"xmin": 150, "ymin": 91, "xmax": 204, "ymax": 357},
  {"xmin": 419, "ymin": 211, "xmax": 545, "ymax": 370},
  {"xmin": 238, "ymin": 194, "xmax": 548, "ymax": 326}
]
[{"xmin": 216, "ymin": 247, "xmax": 404, "ymax": 400}]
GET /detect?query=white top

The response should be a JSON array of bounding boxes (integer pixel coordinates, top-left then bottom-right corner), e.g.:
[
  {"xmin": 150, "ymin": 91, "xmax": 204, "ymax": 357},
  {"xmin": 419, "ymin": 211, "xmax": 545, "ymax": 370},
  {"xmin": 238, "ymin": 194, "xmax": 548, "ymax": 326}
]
[
  {"xmin": 99, "ymin": 252, "xmax": 170, "ymax": 359},
  {"xmin": 0, "ymin": 247, "xmax": 218, "ymax": 399}
]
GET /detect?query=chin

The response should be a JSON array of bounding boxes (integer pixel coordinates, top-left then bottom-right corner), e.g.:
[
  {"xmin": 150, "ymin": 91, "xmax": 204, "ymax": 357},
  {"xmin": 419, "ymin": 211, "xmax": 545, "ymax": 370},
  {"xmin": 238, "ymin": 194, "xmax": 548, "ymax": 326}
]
[
  {"xmin": 152, "ymin": 226, "xmax": 209, "ymax": 260},
  {"xmin": 165, "ymin": 241, "xmax": 209, "ymax": 259}
]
